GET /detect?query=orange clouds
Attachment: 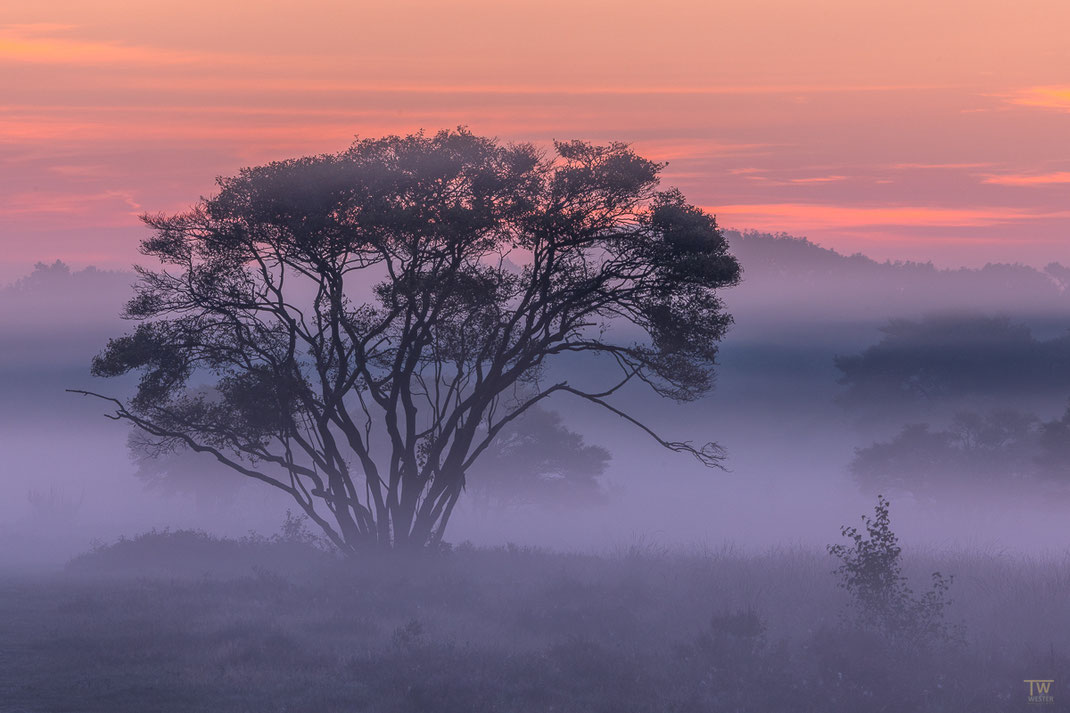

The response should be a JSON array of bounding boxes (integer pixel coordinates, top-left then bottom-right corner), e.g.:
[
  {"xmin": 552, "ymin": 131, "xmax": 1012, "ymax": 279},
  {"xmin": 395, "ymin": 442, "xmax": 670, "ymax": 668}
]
[
  {"xmin": 2, "ymin": 4, "xmax": 1070, "ymax": 272},
  {"xmin": 0, "ymin": 24, "xmax": 203, "ymax": 66},
  {"xmin": 1006, "ymin": 86, "xmax": 1070, "ymax": 112}
]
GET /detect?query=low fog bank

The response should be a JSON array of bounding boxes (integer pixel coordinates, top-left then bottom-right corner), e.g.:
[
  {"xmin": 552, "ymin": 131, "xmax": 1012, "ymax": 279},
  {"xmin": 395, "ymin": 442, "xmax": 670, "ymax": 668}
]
[
  {"xmin": 4, "ymin": 235, "xmax": 1070, "ymax": 570},
  {"xmin": 3, "ymin": 530, "xmax": 1068, "ymax": 712}
]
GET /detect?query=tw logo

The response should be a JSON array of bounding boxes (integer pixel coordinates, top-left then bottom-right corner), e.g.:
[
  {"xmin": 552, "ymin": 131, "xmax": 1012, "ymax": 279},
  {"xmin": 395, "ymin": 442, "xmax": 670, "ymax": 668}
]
[{"xmin": 1024, "ymin": 679, "xmax": 1055, "ymax": 705}]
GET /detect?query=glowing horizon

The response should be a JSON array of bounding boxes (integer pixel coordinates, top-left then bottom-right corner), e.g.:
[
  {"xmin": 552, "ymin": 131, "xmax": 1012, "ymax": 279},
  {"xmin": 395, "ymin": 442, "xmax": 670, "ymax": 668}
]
[{"xmin": 3, "ymin": 1, "xmax": 1070, "ymax": 281}]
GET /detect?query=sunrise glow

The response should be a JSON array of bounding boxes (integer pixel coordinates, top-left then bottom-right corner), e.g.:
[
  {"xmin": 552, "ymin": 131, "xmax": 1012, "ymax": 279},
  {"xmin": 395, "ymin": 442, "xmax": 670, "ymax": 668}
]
[{"xmin": 3, "ymin": 1, "xmax": 1070, "ymax": 278}]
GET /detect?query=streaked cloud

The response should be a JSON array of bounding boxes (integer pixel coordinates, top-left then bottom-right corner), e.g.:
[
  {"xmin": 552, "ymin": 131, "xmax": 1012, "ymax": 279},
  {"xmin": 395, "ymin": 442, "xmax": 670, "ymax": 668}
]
[
  {"xmin": 787, "ymin": 175, "xmax": 848, "ymax": 184},
  {"xmin": 707, "ymin": 203, "xmax": 1069, "ymax": 231},
  {"xmin": 982, "ymin": 172, "xmax": 1070, "ymax": 186},
  {"xmin": 732, "ymin": 173, "xmax": 849, "ymax": 186},
  {"xmin": 3, "ymin": 3, "xmax": 1070, "ymax": 270},
  {"xmin": 0, "ymin": 189, "xmax": 143, "ymax": 225},
  {"xmin": 0, "ymin": 24, "xmax": 203, "ymax": 66},
  {"xmin": 890, "ymin": 162, "xmax": 994, "ymax": 170},
  {"xmin": 1004, "ymin": 86, "xmax": 1070, "ymax": 112}
]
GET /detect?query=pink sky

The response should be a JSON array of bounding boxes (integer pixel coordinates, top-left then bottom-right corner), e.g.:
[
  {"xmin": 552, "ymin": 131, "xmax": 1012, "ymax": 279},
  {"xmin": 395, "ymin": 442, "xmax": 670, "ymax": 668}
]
[{"xmin": 2, "ymin": 0, "xmax": 1070, "ymax": 281}]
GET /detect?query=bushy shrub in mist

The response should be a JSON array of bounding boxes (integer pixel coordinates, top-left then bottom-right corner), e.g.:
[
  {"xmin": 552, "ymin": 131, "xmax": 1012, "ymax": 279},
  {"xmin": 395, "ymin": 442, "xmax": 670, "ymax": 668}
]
[{"xmin": 828, "ymin": 495, "xmax": 960, "ymax": 647}]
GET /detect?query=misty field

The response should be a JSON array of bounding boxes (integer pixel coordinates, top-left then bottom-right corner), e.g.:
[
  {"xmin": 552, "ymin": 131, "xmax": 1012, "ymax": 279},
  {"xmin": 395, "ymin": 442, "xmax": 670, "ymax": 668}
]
[{"xmin": 1, "ymin": 532, "xmax": 1067, "ymax": 713}]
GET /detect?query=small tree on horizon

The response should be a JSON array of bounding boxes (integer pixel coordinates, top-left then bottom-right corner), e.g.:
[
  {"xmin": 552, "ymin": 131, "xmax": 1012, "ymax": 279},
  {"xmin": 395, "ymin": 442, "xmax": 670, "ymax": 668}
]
[{"xmin": 75, "ymin": 129, "xmax": 741, "ymax": 553}]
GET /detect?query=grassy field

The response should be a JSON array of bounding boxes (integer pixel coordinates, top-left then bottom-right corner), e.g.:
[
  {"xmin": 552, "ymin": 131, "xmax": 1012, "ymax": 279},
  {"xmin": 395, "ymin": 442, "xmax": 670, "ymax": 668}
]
[{"xmin": 1, "ymin": 530, "xmax": 1068, "ymax": 712}]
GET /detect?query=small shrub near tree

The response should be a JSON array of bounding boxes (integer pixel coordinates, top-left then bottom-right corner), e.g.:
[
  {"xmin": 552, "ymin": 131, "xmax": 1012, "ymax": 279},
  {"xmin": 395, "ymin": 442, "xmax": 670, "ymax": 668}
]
[{"xmin": 828, "ymin": 495, "xmax": 960, "ymax": 647}]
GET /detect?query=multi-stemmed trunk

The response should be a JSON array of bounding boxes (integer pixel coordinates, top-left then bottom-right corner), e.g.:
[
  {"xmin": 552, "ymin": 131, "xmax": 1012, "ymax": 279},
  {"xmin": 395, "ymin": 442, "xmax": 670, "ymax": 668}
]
[{"xmin": 321, "ymin": 469, "xmax": 465, "ymax": 553}]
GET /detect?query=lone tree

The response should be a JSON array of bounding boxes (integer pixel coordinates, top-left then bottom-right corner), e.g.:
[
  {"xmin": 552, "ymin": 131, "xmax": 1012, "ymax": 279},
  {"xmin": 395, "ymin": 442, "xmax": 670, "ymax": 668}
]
[{"xmin": 76, "ymin": 129, "xmax": 741, "ymax": 552}]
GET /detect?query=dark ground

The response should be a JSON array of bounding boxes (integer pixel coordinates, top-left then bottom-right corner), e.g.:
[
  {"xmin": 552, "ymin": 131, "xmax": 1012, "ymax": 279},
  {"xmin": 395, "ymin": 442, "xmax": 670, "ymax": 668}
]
[{"xmin": 1, "ymin": 531, "xmax": 1068, "ymax": 713}]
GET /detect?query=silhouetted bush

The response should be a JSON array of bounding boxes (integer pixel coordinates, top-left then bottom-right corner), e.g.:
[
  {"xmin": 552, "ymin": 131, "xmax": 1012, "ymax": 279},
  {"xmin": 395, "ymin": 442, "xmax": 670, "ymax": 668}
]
[{"xmin": 828, "ymin": 496, "xmax": 959, "ymax": 647}]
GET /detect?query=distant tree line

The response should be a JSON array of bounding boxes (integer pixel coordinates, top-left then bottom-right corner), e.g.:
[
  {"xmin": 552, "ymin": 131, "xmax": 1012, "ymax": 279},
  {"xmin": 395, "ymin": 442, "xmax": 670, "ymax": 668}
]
[
  {"xmin": 836, "ymin": 315, "xmax": 1070, "ymax": 419},
  {"xmin": 725, "ymin": 230, "xmax": 1070, "ymax": 326},
  {"xmin": 850, "ymin": 408, "xmax": 1070, "ymax": 496},
  {"xmin": 837, "ymin": 314, "xmax": 1070, "ymax": 497}
]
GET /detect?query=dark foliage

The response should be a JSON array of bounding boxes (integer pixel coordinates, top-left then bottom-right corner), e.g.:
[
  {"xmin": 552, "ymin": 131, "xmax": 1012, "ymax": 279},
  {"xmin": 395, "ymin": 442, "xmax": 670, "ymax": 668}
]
[
  {"xmin": 835, "ymin": 315, "xmax": 1070, "ymax": 417},
  {"xmin": 828, "ymin": 496, "xmax": 958, "ymax": 647},
  {"xmin": 79, "ymin": 129, "xmax": 740, "ymax": 552}
]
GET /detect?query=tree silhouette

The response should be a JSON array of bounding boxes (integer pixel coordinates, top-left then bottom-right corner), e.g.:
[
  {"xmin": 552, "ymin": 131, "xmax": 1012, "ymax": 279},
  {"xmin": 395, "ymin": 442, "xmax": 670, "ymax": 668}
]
[
  {"xmin": 129, "ymin": 405, "xmax": 610, "ymax": 509},
  {"xmin": 835, "ymin": 315, "xmax": 1070, "ymax": 419},
  {"xmin": 850, "ymin": 409, "xmax": 1040, "ymax": 495},
  {"xmin": 464, "ymin": 406, "xmax": 610, "ymax": 507},
  {"xmin": 75, "ymin": 129, "xmax": 740, "ymax": 552},
  {"xmin": 1035, "ymin": 404, "xmax": 1070, "ymax": 481}
]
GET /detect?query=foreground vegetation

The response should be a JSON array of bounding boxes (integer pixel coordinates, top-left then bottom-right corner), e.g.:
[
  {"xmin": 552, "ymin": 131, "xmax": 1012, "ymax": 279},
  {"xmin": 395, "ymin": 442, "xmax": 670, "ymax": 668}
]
[{"xmin": 1, "ymin": 527, "xmax": 1067, "ymax": 713}]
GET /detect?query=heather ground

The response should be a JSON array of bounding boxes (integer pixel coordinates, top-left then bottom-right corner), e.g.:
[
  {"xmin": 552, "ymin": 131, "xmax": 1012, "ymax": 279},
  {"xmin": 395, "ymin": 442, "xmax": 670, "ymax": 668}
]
[{"xmin": 1, "ymin": 531, "xmax": 1067, "ymax": 713}]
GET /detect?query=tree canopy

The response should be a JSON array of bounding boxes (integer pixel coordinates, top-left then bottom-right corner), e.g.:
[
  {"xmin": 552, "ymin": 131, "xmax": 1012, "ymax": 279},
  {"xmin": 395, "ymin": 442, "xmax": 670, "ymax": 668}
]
[
  {"xmin": 78, "ymin": 129, "xmax": 741, "ymax": 552},
  {"xmin": 835, "ymin": 315, "xmax": 1070, "ymax": 419}
]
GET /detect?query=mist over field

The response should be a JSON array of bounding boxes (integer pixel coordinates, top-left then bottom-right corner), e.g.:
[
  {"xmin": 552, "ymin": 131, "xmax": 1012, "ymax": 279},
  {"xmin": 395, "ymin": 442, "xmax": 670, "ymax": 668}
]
[
  {"xmin": 4, "ymin": 230, "xmax": 1070, "ymax": 569},
  {"xmin": 5, "ymin": 0, "xmax": 1070, "ymax": 708},
  {"xmin": 5, "ymin": 225, "xmax": 1070, "ymax": 712}
]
